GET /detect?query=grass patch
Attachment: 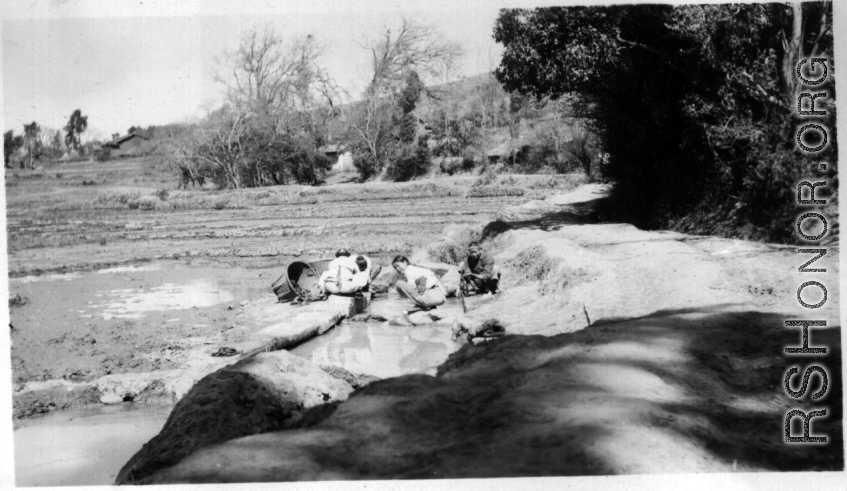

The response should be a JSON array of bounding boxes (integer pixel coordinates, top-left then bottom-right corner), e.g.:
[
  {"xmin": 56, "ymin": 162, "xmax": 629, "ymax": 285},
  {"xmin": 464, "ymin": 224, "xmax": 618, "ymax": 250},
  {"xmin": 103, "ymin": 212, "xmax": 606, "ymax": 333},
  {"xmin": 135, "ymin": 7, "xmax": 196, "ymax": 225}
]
[
  {"xmin": 467, "ymin": 173, "xmax": 588, "ymax": 199},
  {"xmin": 504, "ymin": 246, "xmax": 563, "ymax": 294},
  {"xmin": 467, "ymin": 185, "xmax": 525, "ymax": 198},
  {"xmin": 94, "ymin": 191, "xmax": 142, "ymax": 208},
  {"xmin": 425, "ymin": 222, "xmax": 513, "ymax": 267},
  {"xmin": 296, "ymin": 181, "xmax": 461, "ymax": 203},
  {"xmin": 7, "ymin": 232, "xmax": 108, "ymax": 251},
  {"xmin": 427, "ymin": 224, "xmax": 484, "ymax": 264}
]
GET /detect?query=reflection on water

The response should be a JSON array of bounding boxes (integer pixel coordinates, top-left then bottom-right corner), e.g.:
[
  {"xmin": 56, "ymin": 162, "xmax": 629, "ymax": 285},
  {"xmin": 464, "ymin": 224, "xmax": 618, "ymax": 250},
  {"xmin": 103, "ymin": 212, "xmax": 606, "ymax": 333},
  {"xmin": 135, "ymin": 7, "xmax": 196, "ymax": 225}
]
[
  {"xmin": 291, "ymin": 321, "xmax": 461, "ymax": 378},
  {"xmin": 291, "ymin": 292, "xmax": 464, "ymax": 378},
  {"xmin": 96, "ymin": 264, "xmax": 167, "ymax": 274},
  {"xmin": 13, "ymin": 272, "xmax": 81, "ymax": 283},
  {"xmin": 14, "ymin": 404, "xmax": 172, "ymax": 487},
  {"xmin": 92, "ymin": 279, "xmax": 266, "ymax": 320}
]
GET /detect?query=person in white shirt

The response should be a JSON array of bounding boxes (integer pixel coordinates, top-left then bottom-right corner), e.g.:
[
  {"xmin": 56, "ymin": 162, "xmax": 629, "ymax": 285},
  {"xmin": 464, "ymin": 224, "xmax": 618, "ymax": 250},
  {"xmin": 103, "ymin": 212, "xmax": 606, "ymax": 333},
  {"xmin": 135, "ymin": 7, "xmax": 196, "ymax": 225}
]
[
  {"xmin": 350, "ymin": 255, "xmax": 381, "ymax": 292},
  {"xmin": 392, "ymin": 255, "xmax": 446, "ymax": 311},
  {"xmin": 320, "ymin": 249, "xmax": 358, "ymax": 295}
]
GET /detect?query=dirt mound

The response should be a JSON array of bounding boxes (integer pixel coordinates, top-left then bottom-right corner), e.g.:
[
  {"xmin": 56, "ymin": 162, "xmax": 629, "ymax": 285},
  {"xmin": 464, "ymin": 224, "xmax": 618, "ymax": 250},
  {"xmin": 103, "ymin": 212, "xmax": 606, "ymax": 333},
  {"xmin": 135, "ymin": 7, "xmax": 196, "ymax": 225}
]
[
  {"xmin": 115, "ymin": 369, "xmax": 297, "ymax": 484},
  {"xmin": 116, "ymin": 350, "xmax": 356, "ymax": 484}
]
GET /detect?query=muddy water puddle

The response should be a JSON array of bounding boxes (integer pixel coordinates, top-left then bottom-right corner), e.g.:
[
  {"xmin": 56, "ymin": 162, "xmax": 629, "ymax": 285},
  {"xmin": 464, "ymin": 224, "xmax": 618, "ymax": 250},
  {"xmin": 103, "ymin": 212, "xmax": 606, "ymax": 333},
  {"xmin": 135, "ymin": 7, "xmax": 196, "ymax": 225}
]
[
  {"xmin": 90, "ymin": 279, "xmax": 267, "ymax": 320},
  {"xmin": 10, "ymin": 261, "xmax": 273, "ymax": 321},
  {"xmin": 13, "ymin": 404, "xmax": 172, "ymax": 486},
  {"xmin": 291, "ymin": 292, "xmax": 465, "ymax": 378}
]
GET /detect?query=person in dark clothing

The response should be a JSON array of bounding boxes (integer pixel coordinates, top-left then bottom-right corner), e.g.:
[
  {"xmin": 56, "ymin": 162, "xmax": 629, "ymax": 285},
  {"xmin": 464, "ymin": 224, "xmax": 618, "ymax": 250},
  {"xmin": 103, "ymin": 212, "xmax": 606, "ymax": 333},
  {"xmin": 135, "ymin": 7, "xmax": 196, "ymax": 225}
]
[{"xmin": 458, "ymin": 241, "xmax": 501, "ymax": 295}]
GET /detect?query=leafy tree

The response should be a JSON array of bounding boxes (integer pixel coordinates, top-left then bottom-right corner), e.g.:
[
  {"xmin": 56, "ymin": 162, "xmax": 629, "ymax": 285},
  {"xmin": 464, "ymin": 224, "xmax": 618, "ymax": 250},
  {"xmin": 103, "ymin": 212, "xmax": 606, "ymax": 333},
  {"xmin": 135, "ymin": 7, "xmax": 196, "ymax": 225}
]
[
  {"xmin": 64, "ymin": 109, "xmax": 88, "ymax": 151},
  {"xmin": 385, "ymin": 71, "xmax": 431, "ymax": 180},
  {"xmin": 4, "ymin": 131, "xmax": 23, "ymax": 168},
  {"xmin": 395, "ymin": 70, "xmax": 424, "ymax": 144},
  {"xmin": 386, "ymin": 137, "xmax": 430, "ymax": 182},
  {"xmin": 494, "ymin": 3, "xmax": 835, "ymax": 241}
]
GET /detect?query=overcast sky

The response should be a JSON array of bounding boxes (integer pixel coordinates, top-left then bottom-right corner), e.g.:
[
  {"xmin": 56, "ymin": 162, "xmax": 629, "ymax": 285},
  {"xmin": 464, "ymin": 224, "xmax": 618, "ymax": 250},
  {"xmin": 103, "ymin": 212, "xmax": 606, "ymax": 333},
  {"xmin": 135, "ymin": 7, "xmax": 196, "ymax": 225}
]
[{"xmin": 1, "ymin": 1, "xmax": 508, "ymax": 141}]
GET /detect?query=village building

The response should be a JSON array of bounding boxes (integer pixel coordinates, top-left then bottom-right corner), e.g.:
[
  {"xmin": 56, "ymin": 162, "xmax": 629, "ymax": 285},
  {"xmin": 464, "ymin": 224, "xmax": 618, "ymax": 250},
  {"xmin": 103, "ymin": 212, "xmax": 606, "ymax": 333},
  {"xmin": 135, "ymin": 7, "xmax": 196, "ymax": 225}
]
[
  {"xmin": 319, "ymin": 144, "xmax": 354, "ymax": 172},
  {"xmin": 102, "ymin": 132, "xmax": 150, "ymax": 158}
]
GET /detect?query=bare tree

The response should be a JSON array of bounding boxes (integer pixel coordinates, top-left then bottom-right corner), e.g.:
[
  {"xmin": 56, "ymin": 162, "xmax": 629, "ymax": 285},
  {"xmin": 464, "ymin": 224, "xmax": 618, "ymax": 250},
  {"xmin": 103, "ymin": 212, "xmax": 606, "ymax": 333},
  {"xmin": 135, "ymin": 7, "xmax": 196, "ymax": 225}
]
[
  {"xmin": 195, "ymin": 108, "xmax": 251, "ymax": 189},
  {"xmin": 38, "ymin": 127, "xmax": 61, "ymax": 158},
  {"xmin": 365, "ymin": 18, "xmax": 462, "ymax": 97},
  {"xmin": 23, "ymin": 122, "xmax": 41, "ymax": 169},
  {"xmin": 346, "ymin": 18, "xmax": 463, "ymax": 180},
  {"xmin": 473, "ymin": 52, "xmax": 505, "ymax": 179},
  {"xmin": 215, "ymin": 28, "xmax": 337, "ymax": 136},
  {"xmin": 345, "ymin": 92, "xmax": 395, "ymax": 179}
]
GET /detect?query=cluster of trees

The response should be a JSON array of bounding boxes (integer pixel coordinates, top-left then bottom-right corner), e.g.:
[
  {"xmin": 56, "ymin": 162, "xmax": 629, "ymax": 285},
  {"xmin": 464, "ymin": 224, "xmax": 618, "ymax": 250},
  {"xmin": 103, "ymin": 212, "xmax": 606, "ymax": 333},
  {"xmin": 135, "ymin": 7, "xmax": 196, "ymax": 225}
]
[
  {"xmin": 171, "ymin": 29, "xmax": 339, "ymax": 188},
  {"xmin": 4, "ymin": 109, "xmax": 88, "ymax": 168},
  {"xmin": 173, "ymin": 20, "xmax": 492, "ymax": 187},
  {"xmin": 169, "ymin": 19, "xmax": 598, "ymax": 188},
  {"xmin": 494, "ymin": 2, "xmax": 834, "ymax": 241}
]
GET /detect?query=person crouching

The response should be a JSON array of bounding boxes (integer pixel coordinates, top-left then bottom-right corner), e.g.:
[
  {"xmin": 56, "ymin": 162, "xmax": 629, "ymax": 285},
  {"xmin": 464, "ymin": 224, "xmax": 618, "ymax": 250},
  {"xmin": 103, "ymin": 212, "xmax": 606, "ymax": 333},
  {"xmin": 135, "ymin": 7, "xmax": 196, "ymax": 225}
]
[
  {"xmin": 392, "ymin": 256, "xmax": 446, "ymax": 312},
  {"xmin": 459, "ymin": 241, "xmax": 501, "ymax": 295},
  {"xmin": 320, "ymin": 249, "xmax": 358, "ymax": 295},
  {"xmin": 350, "ymin": 255, "xmax": 380, "ymax": 293}
]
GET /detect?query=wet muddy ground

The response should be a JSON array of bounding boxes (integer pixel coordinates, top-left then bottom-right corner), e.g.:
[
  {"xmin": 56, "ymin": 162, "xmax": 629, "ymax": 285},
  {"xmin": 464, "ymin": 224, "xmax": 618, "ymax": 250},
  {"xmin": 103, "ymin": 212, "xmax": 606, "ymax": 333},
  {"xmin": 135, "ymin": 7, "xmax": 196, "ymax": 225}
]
[{"xmin": 9, "ymin": 262, "xmax": 273, "ymax": 384}]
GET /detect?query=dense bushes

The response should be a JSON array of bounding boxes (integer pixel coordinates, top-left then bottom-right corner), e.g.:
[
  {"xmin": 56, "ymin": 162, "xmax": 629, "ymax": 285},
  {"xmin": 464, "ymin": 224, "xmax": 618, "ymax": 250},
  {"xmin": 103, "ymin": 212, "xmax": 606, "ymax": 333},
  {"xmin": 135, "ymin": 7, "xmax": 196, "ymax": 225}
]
[
  {"xmin": 175, "ymin": 108, "xmax": 332, "ymax": 189},
  {"xmin": 384, "ymin": 139, "xmax": 431, "ymax": 182},
  {"xmin": 495, "ymin": 3, "xmax": 836, "ymax": 242}
]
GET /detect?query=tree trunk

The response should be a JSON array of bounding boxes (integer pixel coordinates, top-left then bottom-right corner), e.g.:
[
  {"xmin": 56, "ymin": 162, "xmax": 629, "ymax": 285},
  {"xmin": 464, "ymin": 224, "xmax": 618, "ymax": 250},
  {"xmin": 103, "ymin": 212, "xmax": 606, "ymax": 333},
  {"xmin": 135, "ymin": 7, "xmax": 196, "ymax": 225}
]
[{"xmin": 780, "ymin": 3, "xmax": 804, "ymax": 106}]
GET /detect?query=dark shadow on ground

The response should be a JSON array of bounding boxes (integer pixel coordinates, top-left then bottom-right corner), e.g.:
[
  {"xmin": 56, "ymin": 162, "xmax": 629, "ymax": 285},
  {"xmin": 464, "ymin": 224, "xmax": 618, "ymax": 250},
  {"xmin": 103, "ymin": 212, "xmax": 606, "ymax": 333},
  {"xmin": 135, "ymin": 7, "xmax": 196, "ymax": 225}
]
[
  {"xmin": 143, "ymin": 305, "xmax": 842, "ymax": 482},
  {"xmin": 485, "ymin": 197, "xmax": 607, "ymax": 236},
  {"xmin": 440, "ymin": 307, "xmax": 843, "ymax": 472}
]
